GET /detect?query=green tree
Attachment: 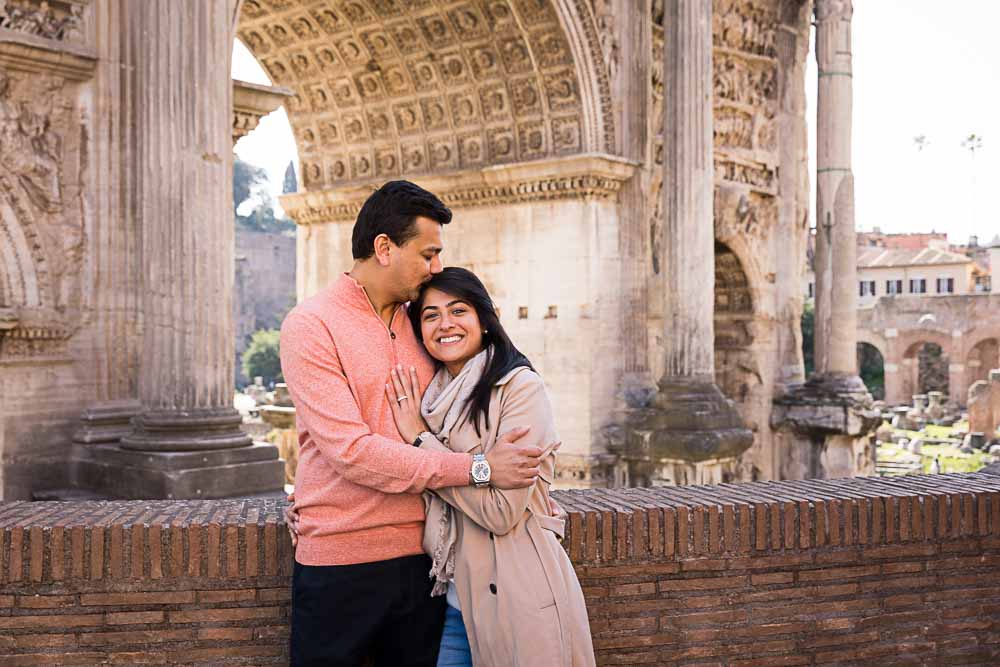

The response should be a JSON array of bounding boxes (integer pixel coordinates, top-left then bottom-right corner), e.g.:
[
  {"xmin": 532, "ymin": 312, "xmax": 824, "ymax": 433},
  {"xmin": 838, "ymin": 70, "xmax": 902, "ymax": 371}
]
[
  {"xmin": 801, "ymin": 301, "xmax": 814, "ymax": 376},
  {"xmin": 233, "ymin": 158, "xmax": 295, "ymax": 233},
  {"xmin": 241, "ymin": 329, "xmax": 283, "ymax": 385},
  {"xmin": 282, "ymin": 161, "xmax": 298, "ymax": 194}
]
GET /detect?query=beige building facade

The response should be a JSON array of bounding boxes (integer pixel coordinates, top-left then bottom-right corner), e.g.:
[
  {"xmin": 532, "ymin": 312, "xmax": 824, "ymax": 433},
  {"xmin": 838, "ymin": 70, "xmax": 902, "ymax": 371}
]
[{"xmin": 0, "ymin": 0, "xmax": 874, "ymax": 500}]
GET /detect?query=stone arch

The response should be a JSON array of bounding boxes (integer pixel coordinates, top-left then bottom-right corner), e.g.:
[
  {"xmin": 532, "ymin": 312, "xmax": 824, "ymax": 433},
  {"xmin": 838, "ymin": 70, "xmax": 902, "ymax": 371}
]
[
  {"xmin": 714, "ymin": 240, "xmax": 760, "ymax": 404},
  {"xmin": 235, "ymin": 0, "xmax": 614, "ymax": 191},
  {"xmin": 856, "ymin": 341, "xmax": 885, "ymax": 400},
  {"xmin": 966, "ymin": 335, "xmax": 999, "ymax": 393},
  {"xmin": 0, "ymin": 182, "xmax": 46, "ymax": 311},
  {"xmin": 901, "ymin": 338, "xmax": 950, "ymax": 399}
]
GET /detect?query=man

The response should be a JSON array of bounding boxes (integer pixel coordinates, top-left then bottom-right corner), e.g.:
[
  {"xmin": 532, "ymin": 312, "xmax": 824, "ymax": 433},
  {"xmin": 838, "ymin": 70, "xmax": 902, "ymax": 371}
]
[{"xmin": 280, "ymin": 181, "xmax": 543, "ymax": 666}]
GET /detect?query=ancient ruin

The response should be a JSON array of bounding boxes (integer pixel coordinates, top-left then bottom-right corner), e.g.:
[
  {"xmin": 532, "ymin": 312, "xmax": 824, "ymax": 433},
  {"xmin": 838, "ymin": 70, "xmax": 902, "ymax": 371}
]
[{"xmin": 1, "ymin": 0, "xmax": 881, "ymax": 499}]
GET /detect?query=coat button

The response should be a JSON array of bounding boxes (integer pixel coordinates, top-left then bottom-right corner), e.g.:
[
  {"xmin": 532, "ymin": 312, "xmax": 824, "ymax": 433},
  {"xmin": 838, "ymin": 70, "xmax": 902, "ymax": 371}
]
[
  {"xmin": 489, "ymin": 583, "xmax": 497, "ymax": 595},
  {"xmin": 390, "ymin": 331, "xmax": 396, "ymax": 339}
]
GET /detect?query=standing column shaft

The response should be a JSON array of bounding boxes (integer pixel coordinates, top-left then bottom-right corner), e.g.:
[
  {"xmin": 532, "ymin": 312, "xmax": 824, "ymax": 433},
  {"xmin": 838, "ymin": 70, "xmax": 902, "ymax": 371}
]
[
  {"xmin": 813, "ymin": 0, "xmax": 857, "ymax": 376},
  {"xmin": 123, "ymin": 0, "xmax": 248, "ymax": 451},
  {"xmin": 661, "ymin": 0, "xmax": 715, "ymax": 383}
]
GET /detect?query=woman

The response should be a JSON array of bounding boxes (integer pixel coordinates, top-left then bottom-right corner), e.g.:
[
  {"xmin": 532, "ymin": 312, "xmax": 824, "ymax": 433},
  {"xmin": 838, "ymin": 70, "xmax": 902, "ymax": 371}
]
[{"xmin": 385, "ymin": 267, "xmax": 595, "ymax": 667}]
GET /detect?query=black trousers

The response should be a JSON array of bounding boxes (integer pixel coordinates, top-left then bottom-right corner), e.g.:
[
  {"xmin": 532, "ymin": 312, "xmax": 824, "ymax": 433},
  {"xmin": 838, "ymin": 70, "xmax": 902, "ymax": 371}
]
[{"xmin": 290, "ymin": 554, "xmax": 447, "ymax": 667}]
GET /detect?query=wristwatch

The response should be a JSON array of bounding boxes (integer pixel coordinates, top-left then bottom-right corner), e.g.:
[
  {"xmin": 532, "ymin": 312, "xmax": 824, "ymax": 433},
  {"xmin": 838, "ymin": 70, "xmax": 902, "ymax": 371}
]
[
  {"xmin": 412, "ymin": 431, "xmax": 432, "ymax": 447},
  {"xmin": 470, "ymin": 453, "xmax": 491, "ymax": 487}
]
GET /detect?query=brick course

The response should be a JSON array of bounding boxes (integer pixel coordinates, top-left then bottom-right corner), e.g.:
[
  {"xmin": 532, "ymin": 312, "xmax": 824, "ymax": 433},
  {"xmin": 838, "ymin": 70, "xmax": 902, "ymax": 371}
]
[{"xmin": 1, "ymin": 475, "xmax": 999, "ymax": 665}]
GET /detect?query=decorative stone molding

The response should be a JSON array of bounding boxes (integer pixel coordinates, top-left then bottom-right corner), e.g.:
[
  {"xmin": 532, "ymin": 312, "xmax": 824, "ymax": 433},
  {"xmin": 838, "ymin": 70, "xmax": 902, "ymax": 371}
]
[
  {"xmin": 232, "ymin": 79, "xmax": 293, "ymax": 144},
  {"xmin": 282, "ymin": 152, "xmax": 638, "ymax": 225}
]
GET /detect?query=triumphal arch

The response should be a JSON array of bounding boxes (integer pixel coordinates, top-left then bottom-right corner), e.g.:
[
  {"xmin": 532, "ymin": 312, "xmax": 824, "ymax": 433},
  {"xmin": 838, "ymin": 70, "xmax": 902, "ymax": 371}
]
[{"xmin": 0, "ymin": 0, "xmax": 873, "ymax": 500}]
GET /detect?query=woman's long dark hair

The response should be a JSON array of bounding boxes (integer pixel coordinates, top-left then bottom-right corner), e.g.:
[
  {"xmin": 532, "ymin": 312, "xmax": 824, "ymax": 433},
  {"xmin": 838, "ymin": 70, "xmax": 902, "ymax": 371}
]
[{"xmin": 409, "ymin": 267, "xmax": 534, "ymax": 436}]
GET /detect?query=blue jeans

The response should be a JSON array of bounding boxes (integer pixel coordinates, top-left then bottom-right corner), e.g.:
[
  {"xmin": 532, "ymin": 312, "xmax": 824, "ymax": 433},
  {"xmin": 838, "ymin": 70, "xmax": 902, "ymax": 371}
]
[{"xmin": 437, "ymin": 604, "xmax": 472, "ymax": 667}]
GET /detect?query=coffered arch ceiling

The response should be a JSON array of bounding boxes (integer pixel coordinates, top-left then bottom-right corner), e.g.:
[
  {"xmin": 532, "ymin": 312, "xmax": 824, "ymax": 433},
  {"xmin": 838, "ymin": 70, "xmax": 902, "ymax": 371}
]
[{"xmin": 236, "ymin": 0, "xmax": 613, "ymax": 190}]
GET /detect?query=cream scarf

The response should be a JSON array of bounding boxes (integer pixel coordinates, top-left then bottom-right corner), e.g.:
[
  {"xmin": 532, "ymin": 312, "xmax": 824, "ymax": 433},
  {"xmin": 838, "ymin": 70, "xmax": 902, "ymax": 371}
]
[{"xmin": 421, "ymin": 346, "xmax": 492, "ymax": 596}]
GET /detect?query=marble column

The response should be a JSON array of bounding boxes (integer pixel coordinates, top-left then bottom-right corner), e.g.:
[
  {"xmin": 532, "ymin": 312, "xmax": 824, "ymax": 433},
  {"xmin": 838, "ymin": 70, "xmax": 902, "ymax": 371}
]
[
  {"xmin": 771, "ymin": 0, "xmax": 878, "ymax": 479},
  {"xmin": 813, "ymin": 0, "xmax": 862, "ymax": 384},
  {"xmin": 80, "ymin": 0, "xmax": 282, "ymax": 499},
  {"xmin": 626, "ymin": 0, "xmax": 751, "ymax": 486}
]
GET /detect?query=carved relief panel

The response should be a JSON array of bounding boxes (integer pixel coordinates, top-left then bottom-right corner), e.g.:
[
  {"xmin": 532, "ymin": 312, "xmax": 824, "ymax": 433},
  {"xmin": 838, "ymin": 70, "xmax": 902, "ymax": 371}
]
[{"xmin": 0, "ymin": 5, "xmax": 94, "ymax": 359}]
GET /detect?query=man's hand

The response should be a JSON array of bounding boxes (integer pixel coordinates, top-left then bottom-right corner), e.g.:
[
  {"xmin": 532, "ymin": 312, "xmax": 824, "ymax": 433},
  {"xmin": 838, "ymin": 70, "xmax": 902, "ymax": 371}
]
[
  {"xmin": 284, "ymin": 493, "xmax": 300, "ymax": 546},
  {"xmin": 486, "ymin": 426, "xmax": 543, "ymax": 489}
]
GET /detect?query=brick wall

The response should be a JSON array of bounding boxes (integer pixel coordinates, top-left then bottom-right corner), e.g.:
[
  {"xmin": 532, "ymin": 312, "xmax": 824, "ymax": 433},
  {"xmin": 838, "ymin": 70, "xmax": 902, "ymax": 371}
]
[{"xmin": 2, "ymin": 473, "xmax": 1000, "ymax": 665}]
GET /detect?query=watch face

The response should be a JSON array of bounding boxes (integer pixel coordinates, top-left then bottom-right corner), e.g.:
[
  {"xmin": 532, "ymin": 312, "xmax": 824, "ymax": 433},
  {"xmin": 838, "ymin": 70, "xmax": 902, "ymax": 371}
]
[{"xmin": 472, "ymin": 461, "xmax": 490, "ymax": 482}]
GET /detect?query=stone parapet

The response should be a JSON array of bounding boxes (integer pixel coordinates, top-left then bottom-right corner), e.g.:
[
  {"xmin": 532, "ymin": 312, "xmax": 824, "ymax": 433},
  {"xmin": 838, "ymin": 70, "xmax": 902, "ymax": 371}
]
[{"xmin": 3, "ymin": 474, "xmax": 1000, "ymax": 663}]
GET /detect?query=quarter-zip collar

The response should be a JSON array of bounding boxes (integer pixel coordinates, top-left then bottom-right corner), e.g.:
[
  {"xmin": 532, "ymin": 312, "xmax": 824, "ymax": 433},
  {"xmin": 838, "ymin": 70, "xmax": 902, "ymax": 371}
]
[{"xmin": 333, "ymin": 272, "xmax": 403, "ymax": 331}]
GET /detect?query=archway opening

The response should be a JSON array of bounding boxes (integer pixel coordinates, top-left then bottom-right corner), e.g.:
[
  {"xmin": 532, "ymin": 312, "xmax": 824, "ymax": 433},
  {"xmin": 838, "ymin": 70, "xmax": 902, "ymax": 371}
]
[
  {"xmin": 967, "ymin": 338, "xmax": 999, "ymax": 389},
  {"xmin": 856, "ymin": 342, "xmax": 885, "ymax": 400},
  {"xmin": 903, "ymin": 341, "xmax": 949, "ymax": 398},
  {"xmin": 713, "ymin": 241, "xmax": 757, "ymax": 403}
]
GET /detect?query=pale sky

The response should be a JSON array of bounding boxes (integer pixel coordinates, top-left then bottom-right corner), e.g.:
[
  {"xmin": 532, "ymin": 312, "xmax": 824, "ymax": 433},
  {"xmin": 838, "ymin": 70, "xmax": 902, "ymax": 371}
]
[{"xmin": 233, "ymin": 2, "xmax": 1000, "ymax": 244}]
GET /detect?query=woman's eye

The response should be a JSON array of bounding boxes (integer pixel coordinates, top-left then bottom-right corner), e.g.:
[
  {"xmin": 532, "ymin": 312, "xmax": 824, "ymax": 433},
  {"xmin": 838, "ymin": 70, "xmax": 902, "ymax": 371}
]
[
  {"xmin": 423, "ymin": 313, "xmax": 438, "ymax": 322},
  {"xmin": 452, "ymin": 308, "xmax": 466, "ymax": 316}
]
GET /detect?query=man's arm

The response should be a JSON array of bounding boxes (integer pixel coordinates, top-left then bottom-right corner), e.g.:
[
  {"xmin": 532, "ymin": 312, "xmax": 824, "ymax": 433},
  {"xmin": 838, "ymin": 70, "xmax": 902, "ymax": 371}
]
[
  {"xmin": 280, "ymin": 310, "xmax": 471, "ymax": 494},
  {"xmin": 418, "ymin": 373, "xmax": 558, "ymax": 535}
]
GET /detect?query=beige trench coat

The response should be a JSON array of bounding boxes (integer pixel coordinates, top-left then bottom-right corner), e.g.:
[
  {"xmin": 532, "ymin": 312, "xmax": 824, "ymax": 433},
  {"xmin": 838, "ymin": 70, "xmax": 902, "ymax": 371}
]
[{"xmin": 419, "ymin": 367, "xmax": 596, "ymax": 667}]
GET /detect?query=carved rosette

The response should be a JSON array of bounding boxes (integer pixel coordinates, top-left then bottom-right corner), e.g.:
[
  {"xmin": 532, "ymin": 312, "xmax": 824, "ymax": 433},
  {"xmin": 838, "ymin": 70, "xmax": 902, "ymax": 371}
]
[
  {"xmin": 237, "ymin": 0, "xmax": 614, "ymax": 190},
  {"xmin": 0, "ymin": 30, "xmax": 95, "ymax": 360}
]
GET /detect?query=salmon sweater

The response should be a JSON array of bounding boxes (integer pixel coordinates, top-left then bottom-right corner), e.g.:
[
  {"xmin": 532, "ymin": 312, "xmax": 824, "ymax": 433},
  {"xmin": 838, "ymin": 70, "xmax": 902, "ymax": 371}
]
[{"xmin": 279, "ymin": 273, "xmax": 472, "ymax": 566}]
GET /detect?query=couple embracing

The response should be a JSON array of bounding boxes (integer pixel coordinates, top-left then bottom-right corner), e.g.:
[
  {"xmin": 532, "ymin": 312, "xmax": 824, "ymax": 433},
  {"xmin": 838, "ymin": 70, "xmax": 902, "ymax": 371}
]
[{"xmin": 280, "ymin": 181, "xmax": 596, "ymax": 666}]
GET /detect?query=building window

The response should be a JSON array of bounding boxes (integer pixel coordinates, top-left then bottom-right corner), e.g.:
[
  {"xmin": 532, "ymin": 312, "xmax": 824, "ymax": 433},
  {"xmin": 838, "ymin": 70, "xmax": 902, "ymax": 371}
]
[
  {"xmin": 859, "ymin": 280, "xmax": 876, "ymax": 297},
  {"xmin": 909, "ymin": 278, "xmax": 927, "ymax": 294},
  {"xmin": 936, "ymin": 277, "xmax": 954, "ymax": 293},
  {"xmin": 886, "ymin": 279, "xmax": 903, "ymax": 295}
]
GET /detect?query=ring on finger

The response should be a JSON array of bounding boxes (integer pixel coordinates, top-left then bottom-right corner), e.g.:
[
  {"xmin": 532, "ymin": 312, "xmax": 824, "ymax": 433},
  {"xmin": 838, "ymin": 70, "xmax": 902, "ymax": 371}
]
[{"xmin": 397, "ymin": 395, "xmax": 409, "ymax": 403}]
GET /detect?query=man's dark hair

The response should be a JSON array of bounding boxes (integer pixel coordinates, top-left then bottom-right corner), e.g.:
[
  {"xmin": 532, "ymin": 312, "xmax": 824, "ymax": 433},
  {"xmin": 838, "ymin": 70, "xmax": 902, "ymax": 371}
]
[{"xmin": 351, "ymin": 180, "xmax": 452, "ymax": 260}]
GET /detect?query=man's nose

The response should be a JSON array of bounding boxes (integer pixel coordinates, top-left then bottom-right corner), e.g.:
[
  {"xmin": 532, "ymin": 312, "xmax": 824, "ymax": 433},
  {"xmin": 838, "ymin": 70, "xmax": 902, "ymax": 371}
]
[{"xmin": 430, "ymin": 254, "xmax": 443, "ymax": 274}]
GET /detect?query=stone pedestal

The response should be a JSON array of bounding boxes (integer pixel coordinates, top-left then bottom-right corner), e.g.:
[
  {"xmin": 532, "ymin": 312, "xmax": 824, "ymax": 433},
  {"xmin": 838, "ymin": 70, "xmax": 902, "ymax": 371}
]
[
  {"xmin": 772, "ymin": 374, "xmax": 880, "ymax": 479},
  {"xmin": 622, "ymin": 0, "xmax": 751, "ymax": 486},
  {"xmin": 260, "ymin": 384, "xmax": 298, "ymax": 486},
  {"xmin": 72, "ymin": 400, "xmax": 142, "ymax": 445}
]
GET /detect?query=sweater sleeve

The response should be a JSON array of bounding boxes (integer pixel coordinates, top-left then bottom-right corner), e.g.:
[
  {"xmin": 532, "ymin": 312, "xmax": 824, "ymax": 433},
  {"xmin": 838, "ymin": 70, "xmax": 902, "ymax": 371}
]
[
  {"xmin": 419, "ymin": 372, "xmax": 558, "ymax": 535},
  {"xmin": 280, "ymin": 309, "xmax": 471, "ymax": 493}
]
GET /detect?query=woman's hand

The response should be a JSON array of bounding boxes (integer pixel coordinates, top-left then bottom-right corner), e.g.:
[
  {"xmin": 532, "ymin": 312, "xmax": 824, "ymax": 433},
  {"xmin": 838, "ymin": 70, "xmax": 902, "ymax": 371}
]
[{"xmin": 386, "ymin": 364, "xmax": 430, "ymax": 444}]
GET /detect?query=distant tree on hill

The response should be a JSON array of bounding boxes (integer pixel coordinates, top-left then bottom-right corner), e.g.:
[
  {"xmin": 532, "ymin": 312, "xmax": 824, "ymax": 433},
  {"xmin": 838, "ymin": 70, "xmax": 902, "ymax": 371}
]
[
  {"xmin": 233, "ymin": 158, "xmax": 295, "ymax": 233},
  {"xmin": 282, "ymin": 161, "xmax": 298, "ymax": 194},
  {"xmin": 801, "ymin": 301, "xmax": 814, "ymax": 376},
  {"xmin": 241, "ymin": 329, "xmax": 282, "ymax": 386}
]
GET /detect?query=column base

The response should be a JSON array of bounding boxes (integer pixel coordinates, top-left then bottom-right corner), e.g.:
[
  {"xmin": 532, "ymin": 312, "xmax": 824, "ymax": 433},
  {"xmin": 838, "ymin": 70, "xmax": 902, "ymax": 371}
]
[
  {"xmin": 73, "ymin": 442, "xmax": 285, "ymax": 500},
  {"xmin": 622, "ymin": 378, "xmax": 753, "ymax": 486},
  {"xmin": 121, "ymin": 407, "xmax": 253, "ymax": 451},
  {"xmin": 72, "ymin": 400, "xmax": 142, "ymax": 445},
  {"xmin": 771, "ymin": 373, "xmax": 881, "ymax": 479}
]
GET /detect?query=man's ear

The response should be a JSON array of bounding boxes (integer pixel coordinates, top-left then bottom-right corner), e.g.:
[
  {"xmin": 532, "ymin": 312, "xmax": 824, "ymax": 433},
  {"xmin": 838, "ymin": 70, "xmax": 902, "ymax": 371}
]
[{"xmin": 373, "ymin": 233, "xmax": 393, "ymax": 266}]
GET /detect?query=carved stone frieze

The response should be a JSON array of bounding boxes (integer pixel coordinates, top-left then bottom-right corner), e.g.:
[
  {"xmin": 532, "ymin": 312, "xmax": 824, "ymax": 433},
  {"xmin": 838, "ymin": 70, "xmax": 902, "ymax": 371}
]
[
  {"xmin": 0, "ymin": 0, "xmax": 86, "ymax": 43},
  {"xmin": 0, "ymin": 66, "xmax": 84, "ymax": 359},
  {"xmin": 282, "ymin": 153, "xmax": 638, "ymax": 225},
  {"xmin": 238, "ymin": 0, "xmax": 615, "ymax": 188},
  {"xmin": 713, "ymin": 0, "xmax": 778, "ymax": 58}
]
